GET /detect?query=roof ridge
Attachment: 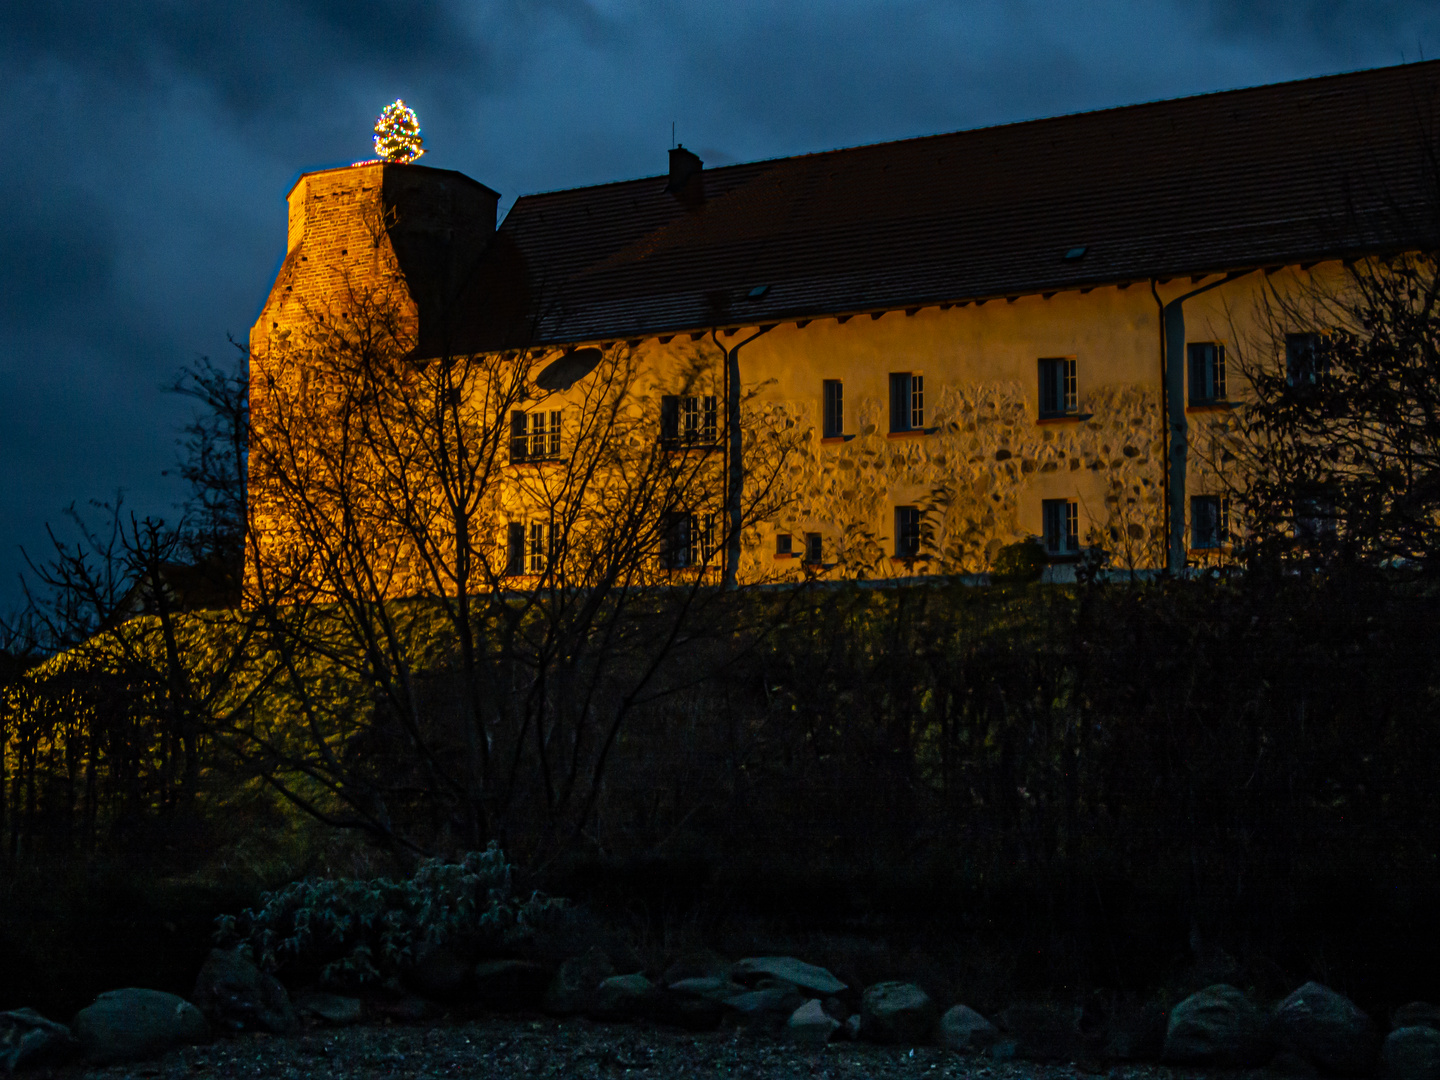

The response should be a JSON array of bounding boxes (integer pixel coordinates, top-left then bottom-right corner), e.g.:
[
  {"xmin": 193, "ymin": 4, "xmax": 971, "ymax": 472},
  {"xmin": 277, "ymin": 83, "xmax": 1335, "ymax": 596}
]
[{"xmin": 509, "ymin": 58, "xmax": 1440, "ymax": 204}]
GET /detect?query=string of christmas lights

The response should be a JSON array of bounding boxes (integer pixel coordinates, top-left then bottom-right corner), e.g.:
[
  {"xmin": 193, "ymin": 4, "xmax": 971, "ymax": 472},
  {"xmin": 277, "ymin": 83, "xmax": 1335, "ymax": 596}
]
[{"xmin": 373, "ymin": 100, "xmax": 425, "ymax": 164}]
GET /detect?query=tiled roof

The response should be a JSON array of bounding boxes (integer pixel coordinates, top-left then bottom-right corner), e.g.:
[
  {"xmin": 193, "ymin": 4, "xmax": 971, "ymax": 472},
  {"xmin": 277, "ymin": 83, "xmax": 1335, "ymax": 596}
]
[{"xmin": 460, "ymin": 60, "xmax": 1440, "ymax": 350}]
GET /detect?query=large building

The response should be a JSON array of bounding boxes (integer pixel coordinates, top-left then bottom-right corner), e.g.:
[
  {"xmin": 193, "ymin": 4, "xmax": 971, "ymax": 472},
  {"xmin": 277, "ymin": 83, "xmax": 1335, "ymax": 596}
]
[{"xmin": 250, "ymin": 61, "xmax": 1440, "ymax": 589}]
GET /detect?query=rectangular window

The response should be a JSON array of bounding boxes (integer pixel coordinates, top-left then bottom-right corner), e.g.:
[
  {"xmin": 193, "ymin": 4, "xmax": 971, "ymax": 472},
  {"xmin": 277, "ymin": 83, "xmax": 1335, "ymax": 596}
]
[
  {"xmin": 527, "ymin": 521, "xmax": 550, "ymax": 574},
  {"xmin": 1286, "ymin": 332, "xmax": 1326, "ymax": 386},
  {"xmin": 1042, "ymin": 498, "xmax": 1079, "ymax": 556},
  {"xmin": 1038, "ymin": 358, "xmax": 1078, "ymax": 418},
  {"xmin": 889, "ymin": 373, "xmax": 923, "ymax": 432},
  {"xmin": 661, "ymin": 512, "xmax": 713, "ymax": 569},
  {"xmin": 504, "ymin": 522, "xmax": 525, "ymax": 576},
  {"xmin": 823, "ymin": 380, "xmax": 844, "ymax": 438},
  {"xmin": 1295, "ymin": 493, "xmax": 1338, "ymax": 542},
  {"xmin": 1188, "ymin": 343, "xmax": 1227, "ymax": 403},
  {"xmin": 511, "ymin": 409, "xmax": 562, "ymax": 462},
  {"xmin": 661, "ymin": 394, "xmax": 718, "ymax": 445},
  {"xmin": 804, "ymin": 532, "xmax": 823, "ymax": 564},
  {"xmin": 895, "ymin": 506, "xmax": 923, "ymax": 558},
  {"xmin": 775, "ymin": 533, "xmax": 792, "ymax": 556},
  {"xmin": 1191, "ymin": 495, "xmax": 1230, "ymax": 549}
]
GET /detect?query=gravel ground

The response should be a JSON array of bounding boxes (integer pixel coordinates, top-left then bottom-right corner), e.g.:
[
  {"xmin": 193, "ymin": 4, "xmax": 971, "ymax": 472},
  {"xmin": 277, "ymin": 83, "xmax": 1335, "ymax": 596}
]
[{"xmin": 45, "ymin": 1017, "xmax": 1244, "ymax": 1080}]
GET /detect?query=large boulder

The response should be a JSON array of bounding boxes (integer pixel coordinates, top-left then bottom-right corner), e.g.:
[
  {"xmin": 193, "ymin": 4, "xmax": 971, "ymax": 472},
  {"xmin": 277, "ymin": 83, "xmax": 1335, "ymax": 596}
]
[
  {"xmin": 787, "ymin": 999, "xmax": 841, "ymax": 1046},
  {"xmin": 1395, "ymin": 1004, "xmax": 1440, "ymax": 1033},
  {"xmin": 1274, "ymin": 981, "xmax": 1378, "ymax": 1075},
  {"xmin": 192, "ymin": 948, "xmax": 297, "ymax": 1034},
  {"xmin": 860, "ymin": 982, "xmax": 939, "ymax": 1045},
  {"xmin": 72, "ymin": 989, "xmax": 209, "ymax": 1065},
  {"xmin": 1161, "ymin": 984, "xmax": 1272, "ymax": 1067},
  {"xmin": 0, "ymin": 1008, "xmax": 78, "ymax": 1071},
  {"xmin": 1382, "ymin": 1026, "xmax": 1440, "ymax": 1080},
  {"xmin": 591, "ymin": 973, "xmax": 665, "ymax": 1022},
  {"xmin": 723, "ymin": 986, "xmax": 807, "ymax": 1032},
  {"xmin": 732, "ymin": 957, "xmax": 846, "ymax": 996},
  {"xmin": 542, "ymin": 948, "xmax": 615, "ymax": 1016},
  {"xmin": 936, "ymin": 1004, "xmax": 999, "ymax": 1054},
  {"xmin": 291, "ymin": 989, "xmax": 363, "ymax": 1026}
]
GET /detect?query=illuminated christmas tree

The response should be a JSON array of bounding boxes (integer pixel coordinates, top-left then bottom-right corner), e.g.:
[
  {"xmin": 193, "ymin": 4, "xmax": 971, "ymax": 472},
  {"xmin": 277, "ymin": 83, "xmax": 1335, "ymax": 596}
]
[{"xmin": 373, "ymin": 100, "xmax": 426, "ymax": 164}]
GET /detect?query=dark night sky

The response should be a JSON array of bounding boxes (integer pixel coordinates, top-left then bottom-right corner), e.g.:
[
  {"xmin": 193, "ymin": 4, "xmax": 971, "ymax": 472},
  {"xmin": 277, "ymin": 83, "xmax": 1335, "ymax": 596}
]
[{"xmin": 1, "ymin": 1, "xmax": 1437, "ymax": 613}]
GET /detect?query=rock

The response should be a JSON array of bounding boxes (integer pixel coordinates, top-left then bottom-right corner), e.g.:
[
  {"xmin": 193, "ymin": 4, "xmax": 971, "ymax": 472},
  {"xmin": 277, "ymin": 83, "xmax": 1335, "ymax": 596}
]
[
  {"xmin": 723, "ymin": 987, "xmax": 807, "ymax": 1032},
  {"xmin": 592, "ymin": 973, "xmax": 664, "ymax": 1022},
  {"xmin": 543, "ymin": 947, "xmax": 615, "ymax": 1016},
  {"xmin": 472, "ymin": 960, "xmax": 551, "ymax": 1009},
  {"xmin": 787, "ymin": 999, "xmax": 841, "ymax": 1046},
  {"xmin": 661, "ymin": 951, "xmax": 732, "ymax": 986},
  {"xmin": 731, "ymin": 957, "xmax": 847, "ymax": 996},
  {"xmin": 71, "ymin": 989, "xmax": 209, "ymax": 1065},
  {"xmin": 845, "ymin": 1014, "xmax": 863, "ymax": 1041},
  {"xmin": 670, "ymin": 976, "xmax": 750, "ymax": 1002},
  {"xmin": 1395, "ymin": 1004, "xmax": 1440, "ymax": 1033},
  {"xmin": 860, "ymin": 982, "xmax": 939, "ymax": 1045},
  {"xmin": 404, "ymin": 942, "xmax": 472, "ymax": 1001},
  {"xmin": 1274, "ymin": 981, "xmax": 1378, "ymax": 1075},
  {"xmin": 668, "ymin": 977, "xmax": 748, "ymax": 1031},
  {"xmin": 0, "ymin": 1007, "xmax": 79, "ymax": 1071},
  {"xmin": 1161, "ymin": 984, "xmax": 1272, "ymax": 1067},
  {"xmin": 291, "ymin": 989, "xmax": 363, "ymax": 1026},
  {"xmin": 937, "ymin": 1004, "xmax": 999, "ymax": 1054},
  {"xmin": 192, "ymin": 948, "xmax": 297, "ymax": 1034},
  {"xmin": 996, "ymin": 1003, "xmax": 1086, "ymax": 1061},
  {"xmin": 1382, "ymin": 1026, "xmax": 1440, "ymax": 1080}
]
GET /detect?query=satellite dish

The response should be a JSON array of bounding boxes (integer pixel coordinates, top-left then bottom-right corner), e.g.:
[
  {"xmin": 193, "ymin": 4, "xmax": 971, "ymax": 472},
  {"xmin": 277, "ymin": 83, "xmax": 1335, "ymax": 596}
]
[{"xmin": 535, "ymin": 347, "xmax": 603, "ymax": 391}]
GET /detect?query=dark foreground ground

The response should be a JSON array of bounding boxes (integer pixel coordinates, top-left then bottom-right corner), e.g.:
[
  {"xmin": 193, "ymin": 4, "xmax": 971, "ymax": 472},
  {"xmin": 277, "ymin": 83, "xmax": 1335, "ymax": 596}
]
[{"xmin": 47, "ymin": 1017, "xmax": 1250, "ymax": 1080}]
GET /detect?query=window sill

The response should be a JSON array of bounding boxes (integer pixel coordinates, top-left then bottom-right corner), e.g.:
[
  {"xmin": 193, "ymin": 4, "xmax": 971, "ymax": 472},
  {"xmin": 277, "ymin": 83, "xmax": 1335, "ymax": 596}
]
[
  {"xmin": 510, "ymin": 457, "xmax": 563, "ymax": 466},
  {"xmin": 660, "ymin": 441, "xmax": 720, "ymax": 453},
  {"xmin": 820, "ymin": 434, "xmax": 854, "ymax": 444},
  {"xmin": 1037, "ymin": 413, "xmax": 1091, "ymax": 424},
  {"xmin": 773, "ymin": 552, "xmax": 795, "ymax": 560},
  {"xmin": 889, "ymin": 555, "xmax": 930, "ymax": 564},
  {"xmin": 886, "ymin": 429, "xmax": 932, "ymax": 439},
  {"xmin": 1186, "ymin": 402, "xmax": 1236, "ymax": 413}
]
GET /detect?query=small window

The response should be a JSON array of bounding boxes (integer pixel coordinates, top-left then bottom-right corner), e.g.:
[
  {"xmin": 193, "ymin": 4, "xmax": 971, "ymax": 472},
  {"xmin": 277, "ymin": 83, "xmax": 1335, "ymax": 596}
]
[
  {"xmin": 895, "ymin": 506, "xmax": 924, "ymax": 559},
  {"xmin": 527, "ymin": 521, "xmax": 550, "ymax": 574},
  {"xmin": 661, "ymin": 394, "xmax": 718, "ymax": 445},
  {"xmin": 1188, "ymin": 343, "xmax": 1227, "ymax": 403},
  {"xmin": 1191, "ymin": 495, "xmax": 1230, "ymax": 550},
  {"xmin": 1038, "ymin": 358, "xmax": 1078, "ymax": 418},
  {"xmin": 775, "ymin": 533, "xmax": 793, "ymax": 556},
  {"xmin": 1042, "ymin": 498, "xmax": 1079, "ymax": 556},
  {"xmin": 823, "ymin": 380, "xmax": 844, "ymax": 438},
  {"xmin": 504, "ymin": 522, "xmax": 525, "ymax": 576},
  {"xmin": 889, "ymin": 373, "xmax": 923, "ymax": 432},
  {"xmin": 510, "ymin": 409, "xmax": 562, "ymax": 462},
  {"xmin": 1286, "ymin": 332, "xmax": 1327, "ymax": 386},
  {"xmin": 804, "ymin": 532, "xmax": 823, "ymax": 564}
]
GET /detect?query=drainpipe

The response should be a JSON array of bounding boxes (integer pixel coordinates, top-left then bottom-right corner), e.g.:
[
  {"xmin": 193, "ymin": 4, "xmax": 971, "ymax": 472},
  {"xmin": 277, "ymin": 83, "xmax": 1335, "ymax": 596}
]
[
  {"xmin": 712, "ymin": 323, "xmax": 775, "ymax": 589},
  {"xmin": 1151, "ymin": 271, "xmax": 1251, "ymax": 572}
]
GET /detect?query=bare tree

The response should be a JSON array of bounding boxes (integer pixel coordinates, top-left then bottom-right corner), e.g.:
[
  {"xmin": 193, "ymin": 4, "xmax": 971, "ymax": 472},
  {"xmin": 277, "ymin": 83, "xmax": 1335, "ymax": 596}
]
[
  {"xmin": 1214, "ymin": 249, "xmax": 1440, "ymax": 571},
  {"xmin": 236, "ymin": 264, "xmax": 801, "ymax": 859}
]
